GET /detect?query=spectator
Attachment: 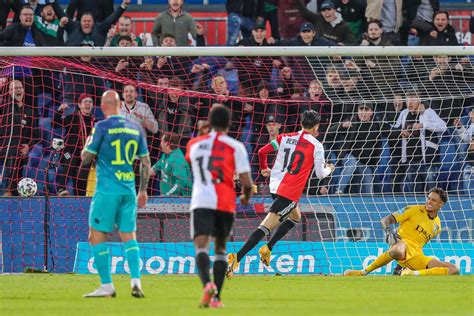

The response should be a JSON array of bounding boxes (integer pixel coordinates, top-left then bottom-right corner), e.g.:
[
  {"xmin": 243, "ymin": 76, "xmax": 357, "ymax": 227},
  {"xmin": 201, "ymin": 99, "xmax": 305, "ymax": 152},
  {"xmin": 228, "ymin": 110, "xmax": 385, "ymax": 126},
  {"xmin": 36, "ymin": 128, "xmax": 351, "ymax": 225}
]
[
  {"xmin": 261, "ymin": 0, "xmax": 280, "ymax": 40},
  {"xmin": 296, "ymin": 0, "xmax": 357, "ymax": 45},
  {"xmin": 269, "ymin": 0, "xmax": 308, "ymax": 40},
  {"xmin": 52, "ymin": 94, "xmax": 96, "ymax": 196},
  {"xmin": 156, "ymin": 76, "xmax": 195, "ymax": 146},
  {"xmin": 418, "ymin": 11, "xmax": 459, "ymax": 46},
  {"xmin": 391, "ymin": 89, "xmax": 447, "ymax": 193},
  {"xmin": 454, "ymin": 110, "xmax": 474, "ymax": 195},
  {"xmin": 216, "ymin": 61, "xmax": 240, "ymax": 95},
  {"xmin": 278, "ymin": 21, "xmax": 336, "ymax": 46},
  {"xmin": 470, "ymin": 10, "xmax": 474, "ymax": 34},
  {"xmin": 63, "ymin": 0, "xmax": 130, "ymax": 47},
  {"xmin": 403, "ymin": 0, "xmax": 439, "ymax": 45},
  {"xmin": 110, "ymin": 35, "xmax": 145, "ymax": 90},
  {"xmin": 0, "ymin": 80, "xmax": 39, "ymax": 196},
  {"xmin": 330, "ymin": 102, "xmax": 385, "ymax": 194},
  {"xmin": 306, "ymin": 79, "xmax": 331, "ymax": 136},
  {"xmin": 12, "ymin": 0, "xmax": 65, "ymax": 24},
  {"xmin": 120, "ymin": 84, "xmax": 159, "ymax": 136},
  {"xmin": 335, "ymin": 0, "xmax": 366, "ymax": 42},
  {"xmin": 66, "ymin": 0, "xmax": 114, "ymax": 23},
  {"xmin": 226, "ymin": 0, "xmax": 264, "ymax": 45},
  {"xmin": 152, "ymin": 0, "xmax": 202, "ymax": 47},
  {"xmin": 360, "ymin": 19, "xmax": 393, "ymax": 46},
  {"xmin": 0, "ymin": 5, "xmax": 45, "ymax": 46},
  {"xmin": 250, "ymin": 80, "xmax": 276, "ymax": 146},
  {"xmin": 150, "ymin": 133, "xmax": 192, "ymax": 196},
  {"xmin": 34, "ymin": 3, "xmax": 68, "ymax": 46},
  {"xmin": 365, "ymin": 0, "xmax": 403, "ymax": 44},
  {"xmin": 108, "ymin": 16, "xmax": 144, "ymax": 47}
]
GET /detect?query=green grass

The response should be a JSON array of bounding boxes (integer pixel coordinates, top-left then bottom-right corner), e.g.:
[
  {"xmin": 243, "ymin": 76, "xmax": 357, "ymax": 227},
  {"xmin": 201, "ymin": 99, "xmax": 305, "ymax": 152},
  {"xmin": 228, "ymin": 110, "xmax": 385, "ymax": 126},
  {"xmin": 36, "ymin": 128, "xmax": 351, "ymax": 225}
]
[{"xmin": 0, "ymin": 274, "xmax": 473, "ymax": 316}]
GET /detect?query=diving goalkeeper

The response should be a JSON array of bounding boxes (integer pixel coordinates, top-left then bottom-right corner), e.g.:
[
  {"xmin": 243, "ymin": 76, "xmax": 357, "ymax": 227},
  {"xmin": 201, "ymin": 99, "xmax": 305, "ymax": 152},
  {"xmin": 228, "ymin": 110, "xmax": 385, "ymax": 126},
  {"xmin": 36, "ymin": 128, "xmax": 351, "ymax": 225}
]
[{"xmin": 344, "ymin": 187, "xmax": 459, "ymax": 276}]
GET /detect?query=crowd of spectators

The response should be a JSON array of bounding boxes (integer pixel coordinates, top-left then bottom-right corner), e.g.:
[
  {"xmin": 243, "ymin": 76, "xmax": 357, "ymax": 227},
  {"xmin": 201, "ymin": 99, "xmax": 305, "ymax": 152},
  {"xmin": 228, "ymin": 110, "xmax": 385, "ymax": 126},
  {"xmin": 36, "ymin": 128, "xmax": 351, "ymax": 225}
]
[{"xmin": 0, "ymin": 0, "xmax": 472, "ymax": 197}]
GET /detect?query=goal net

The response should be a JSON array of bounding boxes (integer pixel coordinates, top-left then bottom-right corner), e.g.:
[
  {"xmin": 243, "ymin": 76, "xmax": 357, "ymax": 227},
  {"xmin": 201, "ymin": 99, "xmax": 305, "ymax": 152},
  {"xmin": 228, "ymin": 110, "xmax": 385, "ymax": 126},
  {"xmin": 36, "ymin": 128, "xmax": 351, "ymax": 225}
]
[{"xmin": 0, "ymin": 47, "xmax": 472, "ymax": 275}]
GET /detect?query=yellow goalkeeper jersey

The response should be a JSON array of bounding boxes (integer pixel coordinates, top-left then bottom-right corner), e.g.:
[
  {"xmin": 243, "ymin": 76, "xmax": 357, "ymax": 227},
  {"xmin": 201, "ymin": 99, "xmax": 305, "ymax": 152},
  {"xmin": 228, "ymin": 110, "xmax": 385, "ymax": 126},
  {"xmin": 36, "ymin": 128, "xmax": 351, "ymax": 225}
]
[{"xmin": 391, "ymin": 205, "xmax": 442, "ymax": 249}]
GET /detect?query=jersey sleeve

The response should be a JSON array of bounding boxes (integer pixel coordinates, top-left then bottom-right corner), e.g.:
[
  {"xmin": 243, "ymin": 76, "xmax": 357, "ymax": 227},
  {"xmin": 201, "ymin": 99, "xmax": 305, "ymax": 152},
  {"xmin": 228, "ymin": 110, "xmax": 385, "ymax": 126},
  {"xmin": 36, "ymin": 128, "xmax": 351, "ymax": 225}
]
[
  {"xmin": 270, "ymin": 134, "xmax": 283, "ymax": 151},
  {"xmin": 313, "ymin": 142, "xmax": 331, "ymax": 179},
  {"xmin": 84, "ymin": 123, "xmax": 103, "ymax": 155},
  {"xmin": 392, "ymin": 206, "xmax": 419, "ymax": 223},
  {"xmin": 234, "ymin": 142, "xmax": 251, "ymax": 175},
  {"xmin": 137, "ymin": 129, "xmax": 149, "ymax": 158}
]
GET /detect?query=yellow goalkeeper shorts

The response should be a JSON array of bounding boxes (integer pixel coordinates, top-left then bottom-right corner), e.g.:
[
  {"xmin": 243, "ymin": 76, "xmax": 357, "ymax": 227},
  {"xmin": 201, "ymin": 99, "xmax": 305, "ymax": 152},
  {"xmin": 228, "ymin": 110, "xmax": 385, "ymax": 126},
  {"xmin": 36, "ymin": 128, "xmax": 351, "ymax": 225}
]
[{"xmin": 397, "ymin": 240, "xmax": 434, "ymax": 270}]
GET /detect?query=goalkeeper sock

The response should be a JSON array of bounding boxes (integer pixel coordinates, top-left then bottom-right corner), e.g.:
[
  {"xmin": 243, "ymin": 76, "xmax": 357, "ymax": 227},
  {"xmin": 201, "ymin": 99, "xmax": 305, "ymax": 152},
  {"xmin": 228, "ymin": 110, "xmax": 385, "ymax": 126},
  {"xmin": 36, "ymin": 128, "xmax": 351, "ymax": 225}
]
[
  {"xmin": 267, "ymin": 218, "xmax": 298, "ymax": 251},
  {"xmin": 92, "ymin": 243, "xmax": 112, "ymax": 285},
  {"xmin": 365, "ymin": 251, "xmax": 393, "ymax": 274},
  {"xmin": 237, "ymin": 225, "xmax": 270, "ymax": 262},
  {"xmin": 196, "ymin": 248, "xmax": 211, "ymax": 286},
  {"xmin": 124, "ymin": 239, "xmax": 141, "ymax": 280},
  {"xmin": 415, "ymin": 267, "xmax": 449, "ymax": 276},
  {"xmin": 213, "ymin": 253, "xmax": 227, "ymax": 299}
]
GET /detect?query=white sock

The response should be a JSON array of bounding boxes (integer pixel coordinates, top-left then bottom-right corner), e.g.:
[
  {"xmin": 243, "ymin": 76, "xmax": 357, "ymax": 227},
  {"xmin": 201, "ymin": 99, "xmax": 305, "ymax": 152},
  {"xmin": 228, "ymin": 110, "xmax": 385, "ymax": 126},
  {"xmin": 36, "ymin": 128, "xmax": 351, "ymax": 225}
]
[
  {"xmin": 362, "ymin": 270, "xmax": 368, "ymax": 276},
  {"xmin": 413, "ymin": 271, "xmax": 420, "ymax": 276},
  {"xmin": 102, "ymin": 283, "xmax": 115, "ymax": 292},
  {"xmin": 131, "ymin": 278, "xmax": 142, "ymax": 289}
]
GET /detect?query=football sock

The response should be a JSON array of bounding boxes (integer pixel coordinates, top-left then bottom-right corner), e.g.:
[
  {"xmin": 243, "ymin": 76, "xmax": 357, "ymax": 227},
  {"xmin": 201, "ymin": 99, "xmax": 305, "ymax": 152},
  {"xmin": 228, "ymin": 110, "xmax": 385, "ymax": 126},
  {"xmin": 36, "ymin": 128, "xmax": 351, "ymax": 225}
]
[
  {"xmin": 237, "ymin": 225, "xmax": 270, "ymax": 262},
  {"xmin": 92, "ymin": 243, "xmax": 112, "ymax": 285},
  {"xmin": 267, "ymin": 218, "xmax": 298, "ymax": 251},
  {"xmin": 196, "ymin": 248, "xmax": 211, "ymax": 286},
  {"xmin": 213, "ymin": 253, "xmax": 227, "ymax": 299},
  {"xmin": 414, "ymin": 267, "xmax": 449, "ymax": 276},
  {"xmin": 124, "ymin": 239, "xmax": 141, "ymax": 280},
  {"xmin": 365, "ymin": 251, "xmax": 393, "ymax": 274}
]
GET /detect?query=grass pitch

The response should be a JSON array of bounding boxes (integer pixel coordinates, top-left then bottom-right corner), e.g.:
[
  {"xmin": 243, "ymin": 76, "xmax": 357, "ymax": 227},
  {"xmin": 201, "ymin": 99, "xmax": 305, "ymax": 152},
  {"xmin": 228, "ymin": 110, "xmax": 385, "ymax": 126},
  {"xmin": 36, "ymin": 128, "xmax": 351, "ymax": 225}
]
[{"xmin": 0, "ymin": 274, "xmax": 472, "ymax": 316}]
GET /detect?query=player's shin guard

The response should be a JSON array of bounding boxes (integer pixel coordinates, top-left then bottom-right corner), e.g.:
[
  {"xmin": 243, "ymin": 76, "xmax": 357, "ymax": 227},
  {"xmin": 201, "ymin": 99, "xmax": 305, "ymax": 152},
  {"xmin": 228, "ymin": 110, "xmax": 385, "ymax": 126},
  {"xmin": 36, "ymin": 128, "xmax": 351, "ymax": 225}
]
[
  {"xmin": 213, "ymin": 253, "xmax": 227, "ymax": 299},
  {"xmin": 365, "ymin": 250, "xmax": 393, "ymax": 274},
  {"xmin": 124, "ymin": 240, "xmax": 141, "ymax": 280},
  {"xmin": 92, "ymin": 243, "xmax": 112, "ymax": 285},
  {"xmin": 267, "ymin": 218, "xmax": 298, "ymax": 251},
  {"xmin": 237, "ymin": 225, "xmax": 270, "ymax": 262},
  {"xmin": 196, "ymin": 248, "xmax": 211, "ymax": 286}
]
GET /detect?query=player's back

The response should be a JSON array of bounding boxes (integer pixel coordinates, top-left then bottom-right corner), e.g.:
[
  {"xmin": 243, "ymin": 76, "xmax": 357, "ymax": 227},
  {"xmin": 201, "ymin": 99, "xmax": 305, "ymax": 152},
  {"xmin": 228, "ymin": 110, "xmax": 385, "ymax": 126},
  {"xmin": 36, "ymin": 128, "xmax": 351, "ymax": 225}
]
[
  {"xmin": 270, "ymin": 130, "xmax": 323, "ymax": 201},
  {"xmin": 89, "ymin": 115, "xmax": 148, "ymax": 195},
  {"xmin": 186, "ymin": 131, "xmax": 250, "ymax": 213}
]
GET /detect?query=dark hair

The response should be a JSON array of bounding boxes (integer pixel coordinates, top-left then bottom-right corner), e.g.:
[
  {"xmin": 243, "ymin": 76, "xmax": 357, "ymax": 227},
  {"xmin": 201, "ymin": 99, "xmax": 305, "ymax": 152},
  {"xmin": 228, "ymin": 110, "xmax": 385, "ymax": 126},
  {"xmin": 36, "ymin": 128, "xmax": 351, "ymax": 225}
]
[
  {"xmin": 161, "ymin": 33, "xmax": 176, "ymax": 42},
  {"xmin": 81, "ymin": 12, "xmax": 94, "ymax": 19},
  {"xmin": 117, "ymin": 35, "xmax": 132, "ymax": 44},
  {"xmin": 20, "ymin": 5, "xmax": 34, "ymax": 13},
  {"xmin": 162, "ymin": 133, "xmax": 180, "ymax": 150},
  {"xmin": 433, "ymin": 11, "xmax": 449, "ymax": 21},
  {"xmin": 429, "ymin": 187, "xmax": 448, "ymax": 203},
  {"xmin": 121, "ymin": 15, "xmax": 132, "ymax": 21},
  {"xmin": 301, "ymin": 110, "xmax": 321, "ymax": 129},
  {"xmin": 367, "ymin": 19, "xmax": 383, "ymax": 29},
  {"xmin": 169, "ymin": 76, "xmax": 183, "ymax": 88},
  {"xmin": 209, "ymin": 105, "xmax": 231, "ymax": 131}
]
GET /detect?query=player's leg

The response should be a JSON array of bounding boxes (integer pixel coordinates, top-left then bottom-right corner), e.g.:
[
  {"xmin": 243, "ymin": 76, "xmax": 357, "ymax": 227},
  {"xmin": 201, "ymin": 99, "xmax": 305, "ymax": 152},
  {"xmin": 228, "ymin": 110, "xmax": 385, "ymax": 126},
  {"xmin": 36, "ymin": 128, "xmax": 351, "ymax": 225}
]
[
  {"xmin": 210, "ymin": 212, "xmax": 235, "ymax": 308},
  {"xmin": 261, "ymin": 207, "xmax": 301, "ymax": 266},
  {"xmin": 84, "ymin": 194, "xmax": 116, "ymax": 298},
  {"xmin": 344, "ymin": 241, "xmax": 405, "ymax": 276},
  {"xmin": 118, "ymin": 194, "xmax": 144, "ymax": 298},
  {"xmin": 401, "ymin": 257, "xmax": 460, "ymax": 276},
  {"xmin": 192, "ymin": 209, "xmax": 217, "ymax": 308}
]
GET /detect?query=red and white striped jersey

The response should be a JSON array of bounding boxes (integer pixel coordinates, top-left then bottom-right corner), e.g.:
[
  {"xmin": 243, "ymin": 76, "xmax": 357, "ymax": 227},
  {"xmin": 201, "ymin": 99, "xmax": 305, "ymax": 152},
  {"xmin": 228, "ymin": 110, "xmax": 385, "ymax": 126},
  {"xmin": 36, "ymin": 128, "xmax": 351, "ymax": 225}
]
[
  {"xmin": 259, "ymin": 130, "xmax": 331, "ymax": 202},
  {"xmin": 186, "ymin": 131, "xmax": 251, "ymax": 213}
]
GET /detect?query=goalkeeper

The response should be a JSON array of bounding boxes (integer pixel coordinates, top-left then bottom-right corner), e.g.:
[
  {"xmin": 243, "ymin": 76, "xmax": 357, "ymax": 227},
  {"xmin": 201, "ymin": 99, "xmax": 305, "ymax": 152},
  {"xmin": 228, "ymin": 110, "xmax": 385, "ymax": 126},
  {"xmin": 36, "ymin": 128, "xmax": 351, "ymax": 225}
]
[{"xmin": 344, "ymin": 187, "xmax": 459, "ymax": 276}]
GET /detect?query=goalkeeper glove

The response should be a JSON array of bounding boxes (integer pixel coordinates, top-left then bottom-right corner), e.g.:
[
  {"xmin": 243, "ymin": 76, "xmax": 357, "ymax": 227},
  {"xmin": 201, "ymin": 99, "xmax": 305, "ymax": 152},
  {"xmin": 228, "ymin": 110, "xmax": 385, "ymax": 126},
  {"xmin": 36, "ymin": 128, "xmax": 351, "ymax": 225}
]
[{"xmin": 384, "ymin": 227, "xmax": 400, "ymax": 246}]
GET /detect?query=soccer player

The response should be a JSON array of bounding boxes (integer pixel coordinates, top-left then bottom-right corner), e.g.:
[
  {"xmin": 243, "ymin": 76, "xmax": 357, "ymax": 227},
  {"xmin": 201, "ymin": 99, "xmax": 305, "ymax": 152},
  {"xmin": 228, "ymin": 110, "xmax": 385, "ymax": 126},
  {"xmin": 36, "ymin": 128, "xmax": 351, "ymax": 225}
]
[
  {"xmin": 344, "ymin": 187, "xmax": 460, "ymax": 276},
  {"xmin": 81, "ymin": 90, "xmax": 151, "ymax": 298},
  {"xmin": 186, "ymin": 105, "xmax": 253, "ymax": 308},
  {"xmin": 227, "ymin": 110, "xmax": 334, "ymax": 278}
]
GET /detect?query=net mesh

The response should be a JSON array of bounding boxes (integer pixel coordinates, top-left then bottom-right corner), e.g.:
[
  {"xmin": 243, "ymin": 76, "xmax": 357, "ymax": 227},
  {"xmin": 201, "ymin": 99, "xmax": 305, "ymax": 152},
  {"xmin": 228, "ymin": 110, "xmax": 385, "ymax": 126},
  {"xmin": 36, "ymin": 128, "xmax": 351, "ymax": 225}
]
[{"xmin": 0, "ymin": 51, "xmax": 473, "ymax": 274}]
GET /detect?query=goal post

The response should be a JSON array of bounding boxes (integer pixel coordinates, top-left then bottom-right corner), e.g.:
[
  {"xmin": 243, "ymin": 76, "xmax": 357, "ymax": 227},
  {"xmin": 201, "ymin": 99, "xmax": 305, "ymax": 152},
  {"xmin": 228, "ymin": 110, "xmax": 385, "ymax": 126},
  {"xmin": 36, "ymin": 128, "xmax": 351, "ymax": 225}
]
[{"xmin": 0, "ymin": 46, "xmax": 472, "ymax": 275}]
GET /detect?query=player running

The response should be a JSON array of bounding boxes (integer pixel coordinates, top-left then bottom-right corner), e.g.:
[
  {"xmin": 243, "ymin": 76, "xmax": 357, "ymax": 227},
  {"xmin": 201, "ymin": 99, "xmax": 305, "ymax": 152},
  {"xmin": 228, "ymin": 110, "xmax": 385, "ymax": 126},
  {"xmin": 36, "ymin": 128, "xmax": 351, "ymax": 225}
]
[
  {"xmin": 344, "ymin": 187, "xmax": 460, "ymax": 276},
  {"xmin": 186, "ymin": 105, "xmax": 254, "ymax": 308},
  {"xmin": 227, "ymin": 110, "xmax": 334, "ymax": 278},
  {"xmin": 81, "ymin": 90, "xmax": 151, "ymax": 298}
]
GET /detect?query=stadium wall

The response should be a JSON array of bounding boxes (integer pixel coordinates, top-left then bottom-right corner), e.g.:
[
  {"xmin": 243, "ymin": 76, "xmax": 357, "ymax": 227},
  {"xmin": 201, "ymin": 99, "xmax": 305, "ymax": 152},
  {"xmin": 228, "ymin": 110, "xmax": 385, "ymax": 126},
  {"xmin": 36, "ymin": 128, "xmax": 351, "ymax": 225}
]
[{"xmin": 1, "ymin": 196, "xmax": 472, "ymax": 274}]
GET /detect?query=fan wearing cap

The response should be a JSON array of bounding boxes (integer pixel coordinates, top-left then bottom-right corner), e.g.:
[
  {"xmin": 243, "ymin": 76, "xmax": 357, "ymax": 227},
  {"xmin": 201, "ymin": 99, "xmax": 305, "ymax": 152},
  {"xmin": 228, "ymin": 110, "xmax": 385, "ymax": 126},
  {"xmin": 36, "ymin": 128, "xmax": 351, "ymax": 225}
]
[
  {"xmin": 328, "ymin": 102, "xmax": 386, "ymax": 194},
  {"xmin": 278, "ymin": 21, "xmax": 336, "ymax": 46},
  {"xmin": 53, "ymin": 94, "xmax": 97, "ymax": 196},
  {"xmin": 296, "ymin": 0, "xmax": 357, "ymax": 45}
]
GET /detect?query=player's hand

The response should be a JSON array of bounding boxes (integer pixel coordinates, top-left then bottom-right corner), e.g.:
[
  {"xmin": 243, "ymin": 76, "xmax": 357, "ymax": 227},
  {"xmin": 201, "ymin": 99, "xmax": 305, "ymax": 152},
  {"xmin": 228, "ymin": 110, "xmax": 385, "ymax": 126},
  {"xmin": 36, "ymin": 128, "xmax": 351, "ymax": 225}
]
[
  {"xmin": 327, "ymin": 163, "xmax": 335, "ymax": 173},
  {"xmin": 137, "ymin": 191, "xmax": 148, "ymax": 209},
  {"xmin": 384, "ymin": 227, "xmax": 400, "ymax": 246},
  {"xmin": 261, "ymin": 168, "xmax": 271, "ymax": 177}
]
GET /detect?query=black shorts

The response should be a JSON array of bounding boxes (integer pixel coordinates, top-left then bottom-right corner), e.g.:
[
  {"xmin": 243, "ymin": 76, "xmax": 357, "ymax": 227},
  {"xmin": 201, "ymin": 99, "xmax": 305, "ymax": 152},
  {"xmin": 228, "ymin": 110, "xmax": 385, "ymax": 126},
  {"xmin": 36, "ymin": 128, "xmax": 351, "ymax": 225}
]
[
  {"xmin": 269, "ymin": 194, "xmax": 297, "ymax": 218},
  {"xmin": 191, "ymin": 208, "xmax": 235, "ymax": 239}
]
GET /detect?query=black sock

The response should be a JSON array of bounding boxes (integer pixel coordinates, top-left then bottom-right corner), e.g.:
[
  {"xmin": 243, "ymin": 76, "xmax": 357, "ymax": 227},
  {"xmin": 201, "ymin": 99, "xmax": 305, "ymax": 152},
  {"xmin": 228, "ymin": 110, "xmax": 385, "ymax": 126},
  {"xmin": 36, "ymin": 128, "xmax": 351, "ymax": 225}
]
[
  {"xmin": 237, "ymin": 226, "xmax": 270, "ymax": 262},
  {"xmin": 196, "ymin": 250, "xmax": 211, "ymax": 286},
  {"xmin": 267, "ymin": 219, "xmax": 297, "ymax": 251},
  {"xmin": 213, "ymin": 254, "xmax": 227, "ymax": 299}
]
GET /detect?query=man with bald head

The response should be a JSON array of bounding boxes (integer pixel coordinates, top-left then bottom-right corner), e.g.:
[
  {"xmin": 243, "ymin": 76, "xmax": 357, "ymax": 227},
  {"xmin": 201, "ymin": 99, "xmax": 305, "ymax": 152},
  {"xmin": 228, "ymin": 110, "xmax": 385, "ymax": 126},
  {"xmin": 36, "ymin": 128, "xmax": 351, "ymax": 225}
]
[{"xmin": 81, "ymin": 90, "xmax": 151, "ymax": 298}]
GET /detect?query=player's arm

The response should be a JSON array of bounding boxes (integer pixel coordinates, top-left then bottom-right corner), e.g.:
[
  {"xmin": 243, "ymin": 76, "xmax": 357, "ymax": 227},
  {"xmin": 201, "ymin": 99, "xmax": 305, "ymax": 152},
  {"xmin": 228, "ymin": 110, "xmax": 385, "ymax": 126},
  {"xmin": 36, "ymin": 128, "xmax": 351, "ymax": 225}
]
[
  {"xmin": 81, "ymin": 125, "xmax": 102, "ymax": 168},
  {"xmin": 139, "ymin": 154, "xmax": 151, "ymax": 193},
  {"xmin": 239, "ymin": 171, "xmax": 253, "ymax": 205},
  {"xmin": 258, "ymin": 135, "xmax": 281, "ymax": 176},
  {"xmin": 236, "ymin": 142, "xmax": 253, "ymax": 205},
  {"xmin": 81, "ymin": 150, "xmax": 96, "ymax": 168},
  {"xmin": 313, "ymin": 142, "xmax": 334, "ymax": 179},
  {"xmin": 137, "ymin": 130, "xmax": 151, "ymax": 208},
  {"xmin": 381, "ymin": 210, "xmax": 406, "ymax": 246}
]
